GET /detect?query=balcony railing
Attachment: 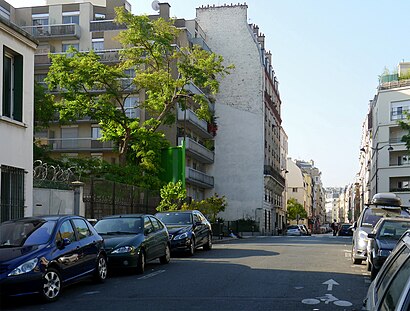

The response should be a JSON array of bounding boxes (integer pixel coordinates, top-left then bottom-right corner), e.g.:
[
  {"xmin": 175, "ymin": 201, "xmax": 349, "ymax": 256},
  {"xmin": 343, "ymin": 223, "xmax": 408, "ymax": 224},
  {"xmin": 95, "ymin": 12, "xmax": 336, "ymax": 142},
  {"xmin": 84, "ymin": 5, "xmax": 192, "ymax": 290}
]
[
  {"xmin": 90, "ymin": 20, "xmax": 126, "ymax": 32},
  {"xmin": 178, "ymin": 137, "xmax": 214, "ymax": 163},
  {"xmin": 264, "ymin": 165, "xmax": 285, "ymax": 188},
  {"xmin": 22, "ymin": 23, "xmax": 81, "ymax": 40},
  {"xmin": 46, "ymin": 138, "xmax": 114, "ymax": 151},
  {"xmin": 186, "ymin": 167, "xmax": 214, "ymax": 188},
  {"xmin": 177, "ymin": 108, "xmax": 212, "ymax": 138}
]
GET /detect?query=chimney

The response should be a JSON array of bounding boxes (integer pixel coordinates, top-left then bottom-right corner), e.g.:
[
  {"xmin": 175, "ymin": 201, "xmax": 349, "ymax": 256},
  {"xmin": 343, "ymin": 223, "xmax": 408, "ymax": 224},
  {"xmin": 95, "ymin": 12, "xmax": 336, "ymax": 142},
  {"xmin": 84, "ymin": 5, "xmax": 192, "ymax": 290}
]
[{"xmin": 159, "ymin": 2, "xmax": 170, "ymax": 20}]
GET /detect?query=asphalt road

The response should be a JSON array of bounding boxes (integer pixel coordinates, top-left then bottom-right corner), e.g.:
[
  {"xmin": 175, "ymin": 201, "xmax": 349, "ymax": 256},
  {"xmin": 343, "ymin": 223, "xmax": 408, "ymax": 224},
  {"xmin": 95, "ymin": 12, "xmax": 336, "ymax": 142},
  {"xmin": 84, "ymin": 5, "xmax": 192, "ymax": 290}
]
[{"xmin": 1, "ymin": 234, "xmax": 370, "ymax": 311}]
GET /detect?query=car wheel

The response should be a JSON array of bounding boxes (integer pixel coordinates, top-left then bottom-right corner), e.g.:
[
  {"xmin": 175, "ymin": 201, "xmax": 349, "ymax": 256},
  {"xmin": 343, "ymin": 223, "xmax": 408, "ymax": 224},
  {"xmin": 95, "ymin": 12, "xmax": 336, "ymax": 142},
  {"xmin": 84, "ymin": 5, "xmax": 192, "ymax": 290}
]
[
  {"xmin": 188, "ymin": 238, "xmax": 195, "ymax": 256},
  {"xmin": 94, "ymin": 255, "xmax": 108, "ymax": 283},
  {"xmin": 160, "ymin": 244, "xmax": 171, "ymax": 264},
  {"xmin": 203, "ymin": 233, "xmax": 212, "ymax": 250},
  {"xmin": 370, "ymin": 265, "xmax": 379, "ymax": 280},
  {"xmin": 41, "ymin": 268, "xmax": 62, "ymax": 302},
  {"xmin": 136, "ymin": 250, "xmax": 145, "ymax": 274}
]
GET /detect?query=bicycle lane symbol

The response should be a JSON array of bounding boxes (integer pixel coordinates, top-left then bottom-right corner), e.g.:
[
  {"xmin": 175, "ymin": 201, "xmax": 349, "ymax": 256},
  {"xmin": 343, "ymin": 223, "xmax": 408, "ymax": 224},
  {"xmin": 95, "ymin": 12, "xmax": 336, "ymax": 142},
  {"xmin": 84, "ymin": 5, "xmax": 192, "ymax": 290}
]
[{"xmin": 301, "ymin": 279, "xmax": 353, "ymax": 307}]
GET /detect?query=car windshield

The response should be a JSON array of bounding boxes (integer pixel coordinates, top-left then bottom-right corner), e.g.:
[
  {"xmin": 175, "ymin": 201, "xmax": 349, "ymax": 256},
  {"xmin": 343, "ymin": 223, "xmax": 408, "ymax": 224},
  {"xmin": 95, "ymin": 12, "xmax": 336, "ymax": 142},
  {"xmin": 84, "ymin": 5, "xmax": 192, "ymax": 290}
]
[
  {"xmin": 361, "ymin": 208, "xmax": 409, "ymax": 227},
  {"xmin": 0, "ymin": 219, "xmax": 56, "ymax": 247},
  {"xmin": 379, "ymin": 221, "xmax": 410, "ymax": 239},
  {"xmin": 94, "ymin": 217, "xmax": 143, "ymax": 234},
  {"xmin": 156, "ymin": 213, "xmax": 193, "ymax": 225}
]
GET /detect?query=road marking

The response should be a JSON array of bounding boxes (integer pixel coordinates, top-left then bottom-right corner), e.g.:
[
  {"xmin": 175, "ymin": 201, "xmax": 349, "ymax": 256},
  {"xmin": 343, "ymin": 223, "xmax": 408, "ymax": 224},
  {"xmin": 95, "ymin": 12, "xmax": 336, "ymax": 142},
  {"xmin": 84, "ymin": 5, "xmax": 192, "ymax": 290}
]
[
  {"xmin": 81, "ymin": 291, "xmax": 100, "ymax": 296},
  {"xmin": 138, "ymin": 269, "xmax": 165, "ymax": 280},
  {"xmin": 323, "ymin": 279, "xmax": 339, "ymax": 291}
]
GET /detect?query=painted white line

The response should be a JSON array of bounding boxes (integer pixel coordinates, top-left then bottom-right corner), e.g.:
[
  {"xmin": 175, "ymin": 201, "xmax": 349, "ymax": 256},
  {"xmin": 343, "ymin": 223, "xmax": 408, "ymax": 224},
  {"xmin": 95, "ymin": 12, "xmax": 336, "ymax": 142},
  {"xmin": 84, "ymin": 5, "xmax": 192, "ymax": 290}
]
[{"xmin": 138, "ymin": 269, "xmax": 165, "ymax": 280}]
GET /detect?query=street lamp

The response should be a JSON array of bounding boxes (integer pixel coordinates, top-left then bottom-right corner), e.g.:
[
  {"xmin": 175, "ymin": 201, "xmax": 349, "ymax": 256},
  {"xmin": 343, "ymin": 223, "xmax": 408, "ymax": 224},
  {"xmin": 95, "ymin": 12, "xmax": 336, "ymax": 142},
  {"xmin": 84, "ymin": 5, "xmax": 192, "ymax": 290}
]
[{"xmin": 360, "ymin": 144, "xmax": 394, "ymax": 195}]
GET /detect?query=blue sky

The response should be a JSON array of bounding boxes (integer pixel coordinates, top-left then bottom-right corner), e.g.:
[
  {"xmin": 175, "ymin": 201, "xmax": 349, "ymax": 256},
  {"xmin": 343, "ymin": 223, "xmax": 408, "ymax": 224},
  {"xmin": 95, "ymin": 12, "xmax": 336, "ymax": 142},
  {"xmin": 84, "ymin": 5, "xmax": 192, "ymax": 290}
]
[{"xmin": 10, "ymin": 0, "xmax": 410, "ymax": 187}]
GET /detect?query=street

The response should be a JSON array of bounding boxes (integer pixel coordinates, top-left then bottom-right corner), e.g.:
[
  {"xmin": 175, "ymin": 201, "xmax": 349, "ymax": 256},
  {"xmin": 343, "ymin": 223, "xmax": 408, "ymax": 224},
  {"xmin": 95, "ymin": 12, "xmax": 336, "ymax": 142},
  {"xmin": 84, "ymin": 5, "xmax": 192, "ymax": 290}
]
[{"xmin": 1, "ymin": 234, "xmax": 370, "ymax": 311}]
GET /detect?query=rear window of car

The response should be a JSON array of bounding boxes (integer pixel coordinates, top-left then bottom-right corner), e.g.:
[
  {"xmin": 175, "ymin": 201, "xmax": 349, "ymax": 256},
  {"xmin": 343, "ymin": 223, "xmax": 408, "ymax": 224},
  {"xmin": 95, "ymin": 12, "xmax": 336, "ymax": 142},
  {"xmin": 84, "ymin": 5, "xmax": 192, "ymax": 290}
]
[
  {"xmin": 379, "ymin": 255, "xmax": 410, "ymax": 310},
  {"xmin": 287, "ymin": 225, "xmax": 299, "ymax": 230},
  {"xmin": 361, "ymin": 207, "xmax": 410, "ymax": 227},
  {"xmin": 376, "ymin": 246, "xmax": 409, "ymax": 300}
]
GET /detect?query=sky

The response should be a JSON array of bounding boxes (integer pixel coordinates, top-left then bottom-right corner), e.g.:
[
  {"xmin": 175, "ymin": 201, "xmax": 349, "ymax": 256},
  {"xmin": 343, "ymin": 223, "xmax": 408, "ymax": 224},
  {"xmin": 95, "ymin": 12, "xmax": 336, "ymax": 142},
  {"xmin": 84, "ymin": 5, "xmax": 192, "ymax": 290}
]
[{"xmin": 7, "ymin": 0, "xmax": 410, "ymax": 187}]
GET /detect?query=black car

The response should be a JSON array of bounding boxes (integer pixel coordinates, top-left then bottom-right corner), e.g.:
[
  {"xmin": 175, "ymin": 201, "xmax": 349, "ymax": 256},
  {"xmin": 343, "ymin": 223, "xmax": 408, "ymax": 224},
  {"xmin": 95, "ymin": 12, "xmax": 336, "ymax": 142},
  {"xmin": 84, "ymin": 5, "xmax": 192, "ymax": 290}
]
[
  {"xmin": 366, "ymin": 217, "xmax": 410, "ymax": 279},
  {"xmin": 337, "ymin": 223, "xmax": 353, "ymax": 236},
  {"xmin": 0, "ymin": 215, "xmax": 108, "ymax": 302},
  {"xmin": 155, "ymin": 210, "xmax": 212, "ymax": 255},
  {"xmin": 363, "ymin": 229, "xmax": 410, "ymax": 310},
  {"xmin": 94, "ymin": 214, "xmax": 170, "ymax": 274}
]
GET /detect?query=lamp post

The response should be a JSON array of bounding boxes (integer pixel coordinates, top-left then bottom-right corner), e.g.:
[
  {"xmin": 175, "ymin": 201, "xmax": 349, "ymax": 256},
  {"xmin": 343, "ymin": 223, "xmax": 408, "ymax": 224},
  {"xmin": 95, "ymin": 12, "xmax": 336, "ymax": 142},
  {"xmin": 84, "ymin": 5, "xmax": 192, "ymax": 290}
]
[{"xmin": 360, "ymin": 144, "xmax": 393, "ymax": 196}]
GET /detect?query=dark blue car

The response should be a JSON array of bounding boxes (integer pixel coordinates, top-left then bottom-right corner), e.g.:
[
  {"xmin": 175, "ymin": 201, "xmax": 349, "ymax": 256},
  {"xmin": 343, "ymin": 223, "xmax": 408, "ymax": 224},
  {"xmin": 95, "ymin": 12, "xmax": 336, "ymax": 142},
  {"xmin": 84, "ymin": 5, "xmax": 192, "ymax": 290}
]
[
  {"xmin": 0, "ymin": 215, "xmax": 108, "ymax": 302},
  {"xmin": 155, "ymin": 210, "xmax": 212, "ymax": 256}
]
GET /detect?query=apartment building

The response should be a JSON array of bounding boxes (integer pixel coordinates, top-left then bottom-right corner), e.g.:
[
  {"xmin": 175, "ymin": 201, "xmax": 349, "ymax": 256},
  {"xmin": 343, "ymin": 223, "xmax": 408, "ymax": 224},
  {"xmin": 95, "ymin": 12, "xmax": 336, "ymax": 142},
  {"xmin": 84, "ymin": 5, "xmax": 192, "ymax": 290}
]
[
  {"xmin": 196, "ymin": 4, "xmax": 286, "ymax": 235},
  {"xmin": 0, "ymin": 0, "xmax": 37, "ymax": 221},
  {"xmin": 10, "ymin": 0, "xmax": 216, "ymax": 202},
  {"xmin": 360, "ymin": 62, "xmax": 410, "ymax": 205}
]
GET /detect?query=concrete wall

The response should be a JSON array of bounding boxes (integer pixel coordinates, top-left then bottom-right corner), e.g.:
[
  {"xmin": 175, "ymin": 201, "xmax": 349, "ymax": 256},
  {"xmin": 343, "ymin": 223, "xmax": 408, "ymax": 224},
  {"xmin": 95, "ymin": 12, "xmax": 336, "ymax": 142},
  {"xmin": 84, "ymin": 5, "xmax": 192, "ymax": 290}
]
[{"xmin": 196, "ymin": 5, "xmax": 264, "ymax": 221}]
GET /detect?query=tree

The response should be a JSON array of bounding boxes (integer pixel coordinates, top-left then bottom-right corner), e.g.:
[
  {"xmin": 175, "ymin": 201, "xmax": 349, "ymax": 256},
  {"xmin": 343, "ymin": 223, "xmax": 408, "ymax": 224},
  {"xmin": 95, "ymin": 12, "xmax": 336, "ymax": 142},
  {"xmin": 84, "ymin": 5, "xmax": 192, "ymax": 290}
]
[
  {"xmin": 34, "ymin": 81, "xmax": 56, "ymax": 131},
  {"xmin": 45, "ymin": 9, "xmax": 232, "ymax": 171},
  {"xmin": 287, "ymin": 198, "xmax": 307, "ymax": 221},
  {"xmin": 182, "ymin": 193, "xmax": 227, "ymax": 222},
  {"xmin": 156, "ymin": 181, "xmax": 186, "ymax": 212},
  {"xmin": 399, "ymin": 114, "xmax": 410, "ymax": 151}
]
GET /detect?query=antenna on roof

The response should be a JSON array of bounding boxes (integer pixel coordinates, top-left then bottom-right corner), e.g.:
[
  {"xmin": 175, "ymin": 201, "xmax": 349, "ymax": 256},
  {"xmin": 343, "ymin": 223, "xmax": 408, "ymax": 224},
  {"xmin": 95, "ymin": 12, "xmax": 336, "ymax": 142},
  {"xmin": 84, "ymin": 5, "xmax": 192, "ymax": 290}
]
[{"xmin": 151, "ymin": 0, "xmax": 160, "ymax": 11}]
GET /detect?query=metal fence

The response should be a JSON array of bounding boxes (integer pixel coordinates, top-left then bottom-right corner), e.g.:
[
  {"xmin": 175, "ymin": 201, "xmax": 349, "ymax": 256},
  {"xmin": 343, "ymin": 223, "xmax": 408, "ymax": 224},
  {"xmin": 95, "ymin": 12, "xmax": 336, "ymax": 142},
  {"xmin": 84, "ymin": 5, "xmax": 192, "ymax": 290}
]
[{"xmin": 83, "ymin": 177, "xmax": 160, "ymax": 219}]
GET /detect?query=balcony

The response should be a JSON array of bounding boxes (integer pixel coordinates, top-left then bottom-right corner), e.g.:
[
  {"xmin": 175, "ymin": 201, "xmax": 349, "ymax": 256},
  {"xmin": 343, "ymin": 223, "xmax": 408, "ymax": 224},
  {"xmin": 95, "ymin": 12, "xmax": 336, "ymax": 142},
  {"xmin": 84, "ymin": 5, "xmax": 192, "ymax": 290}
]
[
  {"xmin": 390, "ymin": 177, "xmax": 410, "ymax": 193},
  {"xmin": 90, "ymin": 20, "xmax": 126, "ymax": 32},
  {"xmin": 22, "ymin": 24, "xmax": 81, "ymax": 41},
  {"xmin": 46, "ymin": 138, "xmax": 114, "ymax": 152},
  {"xmin": 186, "ymin": 167, "xmax": 214, "ymax": 188},
  {"xmin": 178, "ymin": 137, "xmax": 214, "ymax": 164},
  {"xmin": 264, "ymin": 165, "xmax": 285, "ymax": 188},
  {"xmin": 177, "ymin": 108, "xmax": 213, "ymax": 139},
  {"xmin": 191, "ymin": 37, "xmax": 211, "ymax": 52}
]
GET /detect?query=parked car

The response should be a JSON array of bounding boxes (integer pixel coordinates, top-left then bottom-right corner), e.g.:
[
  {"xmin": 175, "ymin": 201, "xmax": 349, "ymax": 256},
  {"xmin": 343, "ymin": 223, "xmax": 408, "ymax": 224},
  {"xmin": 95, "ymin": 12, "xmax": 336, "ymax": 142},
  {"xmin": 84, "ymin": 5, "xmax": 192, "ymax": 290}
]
[
  {"xmin": 286, "ymin": 225, "xmax": 302, "ymax": 236},
  {"xmin": 337, "ymin": 223, "xmax": 353, "ymax": 236},
  {"xmin": 366, "ymin": 218, "xmax": 410, "ymax": 279},
  {"xmin": 363, "ymin": 229, "xmax": 410, "ymax": 311},
  {"xmin": 94, "ymin": 214, "xmax": 170, "ymax": 274},
  {"xmin": 351, "ymin": 193, "xmax": 410, "ymax": 264},
  {"xmin": 0, "ymin": 215, "xmax": 108, "ymax": 302},
  {"xmin": 155, "ymin": 210, "xmax": 212, "ymax": 255}
]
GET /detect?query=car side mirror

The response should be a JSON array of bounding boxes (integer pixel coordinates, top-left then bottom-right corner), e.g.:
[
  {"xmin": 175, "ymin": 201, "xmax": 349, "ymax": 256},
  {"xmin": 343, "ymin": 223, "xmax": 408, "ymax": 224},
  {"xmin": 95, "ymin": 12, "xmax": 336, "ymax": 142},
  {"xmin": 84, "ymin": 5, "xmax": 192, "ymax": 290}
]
[
  {"xmin": 367, "ymin": 233, "xmax": 376, "ymax": 239},
  {"xmin": 57, "ymin": 238, "xmax": 71, "ymax": 249}
]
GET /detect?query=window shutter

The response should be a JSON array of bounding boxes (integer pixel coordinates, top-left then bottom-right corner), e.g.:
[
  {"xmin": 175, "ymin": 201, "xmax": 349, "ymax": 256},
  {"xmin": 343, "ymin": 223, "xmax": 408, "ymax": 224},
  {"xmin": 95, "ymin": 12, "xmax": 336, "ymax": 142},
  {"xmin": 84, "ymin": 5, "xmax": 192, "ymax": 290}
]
[
  {"xmin": 2, "ymin": 53, "xmax": 11, "ymax": 117},
  {"xmin": 13, "ymin": 54, "xmax": 23, "ymax": 122}
]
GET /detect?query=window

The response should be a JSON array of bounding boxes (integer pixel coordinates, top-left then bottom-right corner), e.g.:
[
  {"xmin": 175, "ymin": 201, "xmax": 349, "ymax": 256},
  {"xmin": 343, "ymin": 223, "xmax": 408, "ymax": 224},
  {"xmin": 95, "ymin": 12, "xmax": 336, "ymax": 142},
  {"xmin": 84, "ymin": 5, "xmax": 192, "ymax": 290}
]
[
  {"xmin": 124, "ymin": 97, "xmax": 140, "ymax": 119},
  {"xmin": 0, "ymin": 166, "xmax": 25, "ymax": 222},
  {"xmin": 57, "ymin": 220, "xmax": 76, "ymax": 242},
  {"xmin": 150, "ymin": 216, "xmax": 161, "ymax": 231},
  {"xmin": 0, "ymin": 6, "xmax": 10, "ymax": 20},
  {"xmin": 62, "ymin": 12, "xmax": 79, "ymax": 25},
  {"xmin": 2, "ymin": 48, "xmax": 23, "ymax": 122},
  {"xmin": 72, "ymin": 219, "xmax": 92, "ymax": 240},
  {"xmin": 144, "ymin": 216, "xmax": 154, "ymax": 234},
  {"xmin": 95, "ymin": 13, "xmax": 106, "ymax": 20},
  {"xmin": 62, "ymin": 43, "xmax": 79, "ymax": 52},
  {"xmin": 398, "ymin": 181, "xmax": 410, "ymax": 190},
  {"xmin": 292, "ymin": 188, "xmax": 298, "ymax": 192},
  {"xmin": 92, "ymin": 38, "xmax": 104, "ymax": 51},
  {"xmin": 391, "ymin": 100, "xmax": 410, "ymax": 121},
  {"xmin": 398, "ymin": 155, "xmax": 410, "ymax": 166},
  {"xmin": 32, "ymin": 14, "xmax": 49, "ymax": 36},
  {"xmin": 92, "ymin": 126, "xmax": 102, "ymax": 140}
]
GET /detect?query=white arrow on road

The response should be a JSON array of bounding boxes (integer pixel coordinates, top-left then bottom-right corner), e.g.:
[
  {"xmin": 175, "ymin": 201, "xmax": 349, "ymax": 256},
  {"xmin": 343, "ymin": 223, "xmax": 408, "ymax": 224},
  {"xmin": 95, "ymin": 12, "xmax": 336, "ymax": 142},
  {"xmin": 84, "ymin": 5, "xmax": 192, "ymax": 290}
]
[{"xmin": 322, "ymin": 279, "xmax": 339, "ymax": 291}]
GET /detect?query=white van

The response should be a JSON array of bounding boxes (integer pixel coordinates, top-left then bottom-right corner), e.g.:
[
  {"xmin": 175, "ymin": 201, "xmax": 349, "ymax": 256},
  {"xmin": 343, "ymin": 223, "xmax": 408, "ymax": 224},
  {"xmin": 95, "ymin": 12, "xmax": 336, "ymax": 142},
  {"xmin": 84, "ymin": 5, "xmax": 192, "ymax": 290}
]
[{"xmin": 351, "ymin": 193, "xmax": 410, "ymax": 264}]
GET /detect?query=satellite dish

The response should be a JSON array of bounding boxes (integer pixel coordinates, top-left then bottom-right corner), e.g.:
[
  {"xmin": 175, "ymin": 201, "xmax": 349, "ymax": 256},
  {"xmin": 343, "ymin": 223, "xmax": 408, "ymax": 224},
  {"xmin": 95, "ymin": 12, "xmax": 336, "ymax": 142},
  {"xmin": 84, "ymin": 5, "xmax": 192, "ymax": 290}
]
[{"xmin": 151, "ymin": 0, "xmax": 160, "ymax": 11}]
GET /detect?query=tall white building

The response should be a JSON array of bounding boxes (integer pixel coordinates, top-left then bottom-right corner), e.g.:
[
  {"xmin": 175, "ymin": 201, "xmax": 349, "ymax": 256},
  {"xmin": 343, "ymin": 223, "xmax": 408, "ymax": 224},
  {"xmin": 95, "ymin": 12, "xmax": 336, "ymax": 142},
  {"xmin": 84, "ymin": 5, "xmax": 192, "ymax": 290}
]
[
  {"xmin": 196, "ymin": 4, "xmax": 286, "ymax": 234},
  {"xmin": 0, "ymin": 0, "xmax": 37, "ymax": 221},
  {"xmin": 361, "ymin": 62, "xmax": 410, "ymax": 206}
]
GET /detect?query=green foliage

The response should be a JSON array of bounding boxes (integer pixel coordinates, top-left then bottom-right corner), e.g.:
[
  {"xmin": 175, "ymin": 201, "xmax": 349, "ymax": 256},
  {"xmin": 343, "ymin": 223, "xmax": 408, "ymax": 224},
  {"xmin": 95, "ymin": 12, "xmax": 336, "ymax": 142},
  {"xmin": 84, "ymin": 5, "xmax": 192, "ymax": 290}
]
[
  {"xmin": 287, "ymin": 198, "xmax": 307, "ymax": 220},
  {"xmin": 156, "ymin": 181, "xmax": 186, "ymax": 211},
  {"xmin": 34, "ymin": 81, "xmax": 56, "ymax": 131},
  {"xmin": 399, "ymin": 113, "xmax": 410, "ymax": 151},
  {"xmin": 182, "ymin": 193, "xmax": 227, "ymax": 222}
]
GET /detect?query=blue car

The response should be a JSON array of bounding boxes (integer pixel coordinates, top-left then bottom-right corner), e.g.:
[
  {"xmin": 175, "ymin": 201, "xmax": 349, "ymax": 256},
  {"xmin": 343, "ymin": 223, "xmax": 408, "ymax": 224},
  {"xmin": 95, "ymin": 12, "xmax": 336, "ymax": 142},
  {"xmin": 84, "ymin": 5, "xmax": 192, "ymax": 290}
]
[{"xmin": 0, "ymin": 215, "xmax": 108, "ymax": 302}]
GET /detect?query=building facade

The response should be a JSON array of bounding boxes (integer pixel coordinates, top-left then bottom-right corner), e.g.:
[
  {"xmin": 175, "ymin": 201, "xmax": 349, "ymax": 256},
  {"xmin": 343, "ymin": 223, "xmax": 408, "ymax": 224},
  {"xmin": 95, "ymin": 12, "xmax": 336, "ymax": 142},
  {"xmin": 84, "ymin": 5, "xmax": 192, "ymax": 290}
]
[
  {"xmin": 0, "ymin": 0, "xmax": 37, "ymax": 221},
  {"xmin": 196, "ymin": 4, "xmax": 286, "ymax": 234},
  {"xmin": 360, "ymin": 62, "xmax": 410, "ymax": 206}
]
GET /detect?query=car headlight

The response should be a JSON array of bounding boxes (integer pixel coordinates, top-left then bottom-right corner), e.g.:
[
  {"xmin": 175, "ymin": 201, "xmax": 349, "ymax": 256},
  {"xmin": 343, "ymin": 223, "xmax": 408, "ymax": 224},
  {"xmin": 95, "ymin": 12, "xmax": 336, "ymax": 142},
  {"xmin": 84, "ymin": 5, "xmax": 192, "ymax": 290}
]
[
  {"xmin": 111, "ymin": 246, "xmax": 135, "ymax": 254},
  {"xmin": 8, "ymin": 258, "xmax": 38, "ymax": 276},
  {"xmin": 174, "ymin": 232, "xmax": 188, "ymax": 240},
  {"xmin": 358, "ymin": 230, "xmax": 368, "ymax": 248},
  {"xmin": 377, "ymin": 249, "xmax": 391, "ymax": 257}
]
